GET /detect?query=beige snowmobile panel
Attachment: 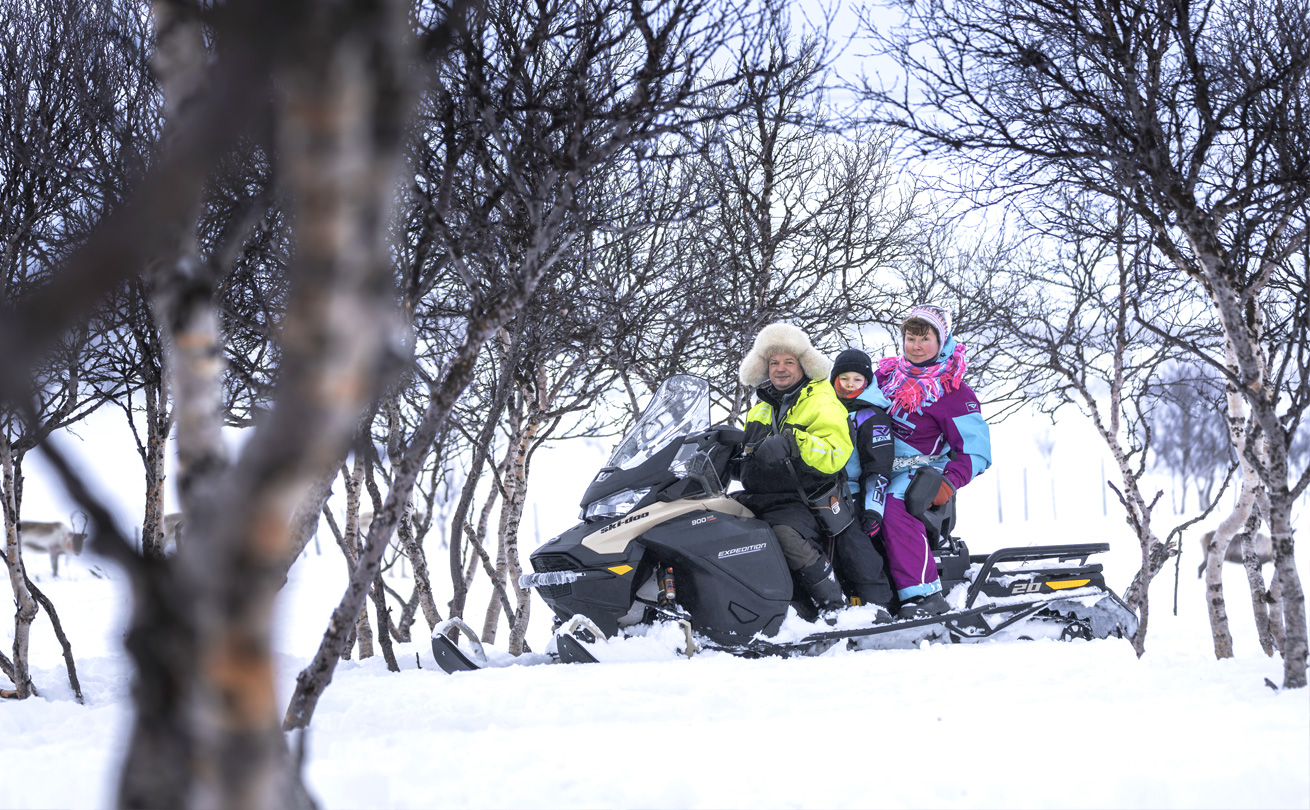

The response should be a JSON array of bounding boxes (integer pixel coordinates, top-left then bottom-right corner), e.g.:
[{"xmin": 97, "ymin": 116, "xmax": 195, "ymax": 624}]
[{"xmin": 581, "ymin": 496, "xmax": 755, "ymax": 555}]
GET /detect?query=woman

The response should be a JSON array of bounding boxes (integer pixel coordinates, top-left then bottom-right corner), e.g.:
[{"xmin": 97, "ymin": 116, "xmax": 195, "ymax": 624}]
[{"xmin": 876, "ymin": 304, "xmax": 992, "ymax": 619}]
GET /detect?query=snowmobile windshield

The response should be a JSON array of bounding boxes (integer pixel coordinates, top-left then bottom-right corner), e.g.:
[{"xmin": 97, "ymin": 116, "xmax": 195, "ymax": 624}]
[{"xmin": 608, "ymin": 375, "xmax": 710, "ymax": 471}]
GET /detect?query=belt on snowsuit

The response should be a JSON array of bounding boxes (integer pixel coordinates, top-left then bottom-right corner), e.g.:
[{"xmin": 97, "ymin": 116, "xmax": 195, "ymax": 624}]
[{"xmin": 892, "ymin": 453, "xmax": 946, "ymax": 471}]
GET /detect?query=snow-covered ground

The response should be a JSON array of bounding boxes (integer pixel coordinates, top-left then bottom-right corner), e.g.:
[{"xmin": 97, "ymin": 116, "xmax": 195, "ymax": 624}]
[
  {"xmin": 5, "ymin": 413, "xmax": 1309, "ymax": 809},
  {"xmin": 5, "ymin": 503, "xmax": 1308, "ymax": 809}
]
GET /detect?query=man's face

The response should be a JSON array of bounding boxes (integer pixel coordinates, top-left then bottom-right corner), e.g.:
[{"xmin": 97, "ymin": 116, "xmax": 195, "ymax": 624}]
[{"xmin": 769, "ymin": 353, "xmax": 802, "ymax": 389}]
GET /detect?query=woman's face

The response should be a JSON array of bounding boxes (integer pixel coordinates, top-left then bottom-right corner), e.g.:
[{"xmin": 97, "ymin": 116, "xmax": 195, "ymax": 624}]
[
  {"xmin": 903, "ymin": 329, "xmax": 941, "ymax": 364},
  {"xmin": 834, "ymin": 372, "xmax": 867, "ymax": 397}
]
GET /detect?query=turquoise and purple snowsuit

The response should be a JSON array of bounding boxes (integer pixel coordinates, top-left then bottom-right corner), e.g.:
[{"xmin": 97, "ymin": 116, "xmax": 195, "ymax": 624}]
[{"xmin": 875, "ymin": 336, "xmax": 992, "ymax": 602}]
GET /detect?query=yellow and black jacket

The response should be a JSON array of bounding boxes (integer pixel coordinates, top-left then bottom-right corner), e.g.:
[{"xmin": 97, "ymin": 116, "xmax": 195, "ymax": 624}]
[{"xmin": 738, "ymin": 377, "xmax": 853, "ymax": 496}]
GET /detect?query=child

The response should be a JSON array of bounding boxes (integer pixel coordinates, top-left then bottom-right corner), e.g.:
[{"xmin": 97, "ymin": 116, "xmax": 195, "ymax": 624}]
[
  {"xmin": 876, "ymin": 304, "xmax": 992, "ymax": 619},
  {"xmin": 828, "ymin": 349, "xmax": 896, "ymax": 610}
]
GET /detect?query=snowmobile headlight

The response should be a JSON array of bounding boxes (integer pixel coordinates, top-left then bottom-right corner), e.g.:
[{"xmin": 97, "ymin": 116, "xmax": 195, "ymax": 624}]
[
  {"xmin": 519, "ymin": 570, "xmax": 584, "ymax": 589},
  {"xmin": 584, "ymin": 487, "xmax": 651, "ymax": 520}
]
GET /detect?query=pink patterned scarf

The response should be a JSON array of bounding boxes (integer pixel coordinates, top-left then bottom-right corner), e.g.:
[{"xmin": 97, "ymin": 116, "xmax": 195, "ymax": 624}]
[{"xmin": 878, "ymin": 343, "xmax": 969, "ymax": 416}]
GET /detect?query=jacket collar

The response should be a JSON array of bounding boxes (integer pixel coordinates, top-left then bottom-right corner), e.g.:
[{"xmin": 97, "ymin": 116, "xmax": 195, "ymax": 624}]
[{"xmin": 757, "ymin": 376, "xmax": 809, "ymax": 407}]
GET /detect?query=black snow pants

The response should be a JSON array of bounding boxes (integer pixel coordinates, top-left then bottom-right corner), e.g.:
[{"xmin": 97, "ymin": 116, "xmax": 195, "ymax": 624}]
[
  {"xmin": 738, "ymin": 490, "xmax": 893, "ymax": 607},
  {"xmin": 831, "ymin": 521, "xmax": 894, "ymax": 608},
  {"xmin": 736, "ymin": 492, "xmax": 824, "ymax": 570}
]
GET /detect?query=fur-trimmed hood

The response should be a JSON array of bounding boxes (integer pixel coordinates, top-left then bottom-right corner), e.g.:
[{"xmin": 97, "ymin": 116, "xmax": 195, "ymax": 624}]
[{"xmin": 738, "ymin": 323, "xmax": 832, "ymax": 387}]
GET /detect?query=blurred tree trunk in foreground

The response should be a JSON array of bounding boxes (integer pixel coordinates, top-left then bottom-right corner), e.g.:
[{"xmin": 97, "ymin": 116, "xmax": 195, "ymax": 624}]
[{"xmin": 0, "ymin": 0, "xmax": 470, "ymax": 805}]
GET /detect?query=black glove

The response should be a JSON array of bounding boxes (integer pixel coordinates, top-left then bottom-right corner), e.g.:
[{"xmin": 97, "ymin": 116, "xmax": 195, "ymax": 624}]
[
  {"xmin": 752, "ymin": 431, "xmax": 797, "ymax": 466},
  {"xmin": 861, "ymin": 515, "xmax": 882, "ymax": 538}
]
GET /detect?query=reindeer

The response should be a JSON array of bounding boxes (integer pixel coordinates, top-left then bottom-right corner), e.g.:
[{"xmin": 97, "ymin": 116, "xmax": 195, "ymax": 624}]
[
  {"xmin": 162, "ymin": 512, "xmax": 185, "ymax": 553},
  {"xmin": 1197, "ymin": 529, "xmax": 1273, "ymax": 578},
  {"xmin": 18, "ymin": 513, "xmax": 88, "ymax": 577}
]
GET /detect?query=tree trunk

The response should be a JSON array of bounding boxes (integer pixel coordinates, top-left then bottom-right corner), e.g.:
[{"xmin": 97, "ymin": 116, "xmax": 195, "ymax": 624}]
[
  {"xmin": 1237, "ymin": 508, "xmax": 1278, "ymax": 657},
  {"xmin": 279, "ymin": 462, "xmax": 341, "ymax": 589},
  {"xmin": 383, "ymin": 400, "xmax": 441, "ymax": 630},
  {"xmin": 1204, "ymin": 545, "xmax": 1236, "ymax": 660},
  {"xmin": 459, "ymin": 475, "xmax": 517, "ymax": 644},
  {"xmin": 24, "ymin": 575, "xmax": 82, "ymax": 702},
  {"xmin": 1267, "ymin": 489, "xmax": 1307, "ymax": 688},
  {"xmin": 341, "ymin": 455, "xmax": 374, "ymax": 660},
  {"xmin": 483, "ymin": 417, "xmax": 522, "ymax": 644},
  {"xmin": 141, "ymin": 381, "xmax": 169, "ymax": 560},
  {"xmin": 1100, "ymin": 241, "xmax": 1171, "ymax": 657},
  {"xmin": 505, "ymin": 390, "xmax": 545, "ymax": 655},
  {"xmin": 447, "ymin": 363, "xmax": 515, "ymax": 622},
  {"xmin": 395, "ymin": 509, "xmax": 441, "ymax": 630},
  {"xmin": 481, "ymin": 530, "xmax": 508, "ymax": 644},
  {"xmin": 1, "ymin": 441, "xmax": 38, "ymax": 699},
  {"xmin": 1180, "ymin": 225, "xmax": 1306, "ymax": 688},
  {"xmin": 370, "ymin": 567, "xmax": 399, "ymax": 672},
  {"xmin": 385, "ymin": 581, "xmax": 422, "ymax": 642},
  {"xmin": 1205, "ymin": 474, "xmax": 1258, "ymax": 659}
]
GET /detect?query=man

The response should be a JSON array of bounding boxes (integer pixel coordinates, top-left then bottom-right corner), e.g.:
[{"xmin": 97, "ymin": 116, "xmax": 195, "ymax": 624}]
[{"xmin": 735, "ymin": 322, "xmax": 852, "ymax": 611}]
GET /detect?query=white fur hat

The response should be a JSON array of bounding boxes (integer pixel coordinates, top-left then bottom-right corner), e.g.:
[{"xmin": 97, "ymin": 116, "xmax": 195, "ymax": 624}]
[{"xmin": 738, "ymin": 323, "xmax": 832, "ymax": 387}]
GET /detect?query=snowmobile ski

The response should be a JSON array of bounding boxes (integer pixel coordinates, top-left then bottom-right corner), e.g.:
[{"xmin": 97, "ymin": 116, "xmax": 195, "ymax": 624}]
[
  {"xmin": 431, "ymin": 635, "xmax": 482, "ymax": 673},
  {"xmin": 555, "ymin": 634, "xmax": 600, "ymax": 665},
  {"xmin": 430, "ymin": 618, "xmax": 489, "ymax": 674}
]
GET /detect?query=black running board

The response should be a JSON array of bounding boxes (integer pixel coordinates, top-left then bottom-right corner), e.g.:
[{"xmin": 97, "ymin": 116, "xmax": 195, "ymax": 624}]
[{"xmin": 736, "ymin": 596, "xmax": 1121, "ymax": 657}]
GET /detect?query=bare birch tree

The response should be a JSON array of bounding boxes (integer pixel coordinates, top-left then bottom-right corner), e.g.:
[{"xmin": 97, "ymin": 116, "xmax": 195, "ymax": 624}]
[
  {"xmin": 952, "ymin": 208, "xmax": 1209, "ymax": 655},
  {"xmin": 858, "ymin": 0, "xmax": 1310, "ymax": 688},
  {"xmin": 0, "ymin": 0, "xmax": 142, "ymax": 701},
  {"xmin": 1, "ymin": 0, "xmax": 473, "ymax": 805},
  {"xmin": 283, "ymin": 0, "xmax": 783, "ymax": 730},
  {"xmin": 686, "ymin": 32, "xmax": 931, "ymax": 419}
]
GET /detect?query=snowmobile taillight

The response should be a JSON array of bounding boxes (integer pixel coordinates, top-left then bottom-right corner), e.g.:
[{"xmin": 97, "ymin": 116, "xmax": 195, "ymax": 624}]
[{"xmin": 583, "ymin": 486, "xmax": 651, "ymax": 520}]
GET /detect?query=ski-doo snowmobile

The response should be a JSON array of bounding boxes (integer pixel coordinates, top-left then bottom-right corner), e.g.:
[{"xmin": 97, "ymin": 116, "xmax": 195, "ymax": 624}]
[{"xmin": 431, "ymin": 375, "xmax": 1137, "ymax": 674}]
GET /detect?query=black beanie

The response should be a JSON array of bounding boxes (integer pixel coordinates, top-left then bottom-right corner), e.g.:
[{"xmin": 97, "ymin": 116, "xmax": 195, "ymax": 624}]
[{"xmin": 830, "ymin": 348, "xmax": 874, "ymax": 384}]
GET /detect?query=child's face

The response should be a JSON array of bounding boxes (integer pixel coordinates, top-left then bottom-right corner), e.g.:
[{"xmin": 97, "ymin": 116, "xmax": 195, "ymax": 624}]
[
  {"xmin": 834, "ymin": 372, "xmax": 867, "ymax": 397},
  {"xmin": 903, "ymin": 329, "xmax": 941, "ymax": 364}
]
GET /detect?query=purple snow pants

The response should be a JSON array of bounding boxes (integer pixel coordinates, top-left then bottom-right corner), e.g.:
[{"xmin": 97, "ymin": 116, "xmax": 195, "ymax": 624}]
[{"xmin": 882, "ymin": 495, "xmax": 941, "ymax": 600}]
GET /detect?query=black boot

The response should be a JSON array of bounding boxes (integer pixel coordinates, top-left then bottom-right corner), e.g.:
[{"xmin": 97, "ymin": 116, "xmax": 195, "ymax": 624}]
[
  {"xmin": 848, "ymin": 585, "xmax": 895, "ymax": 623},
  {"xmin": 848, "ymin": 581, "xmax": 894, "ymax": 611},
  {"xmin": 897, "ymin": 590, "xmax": 950, "ymax": 620},
  {"xmin": 798, "ymin": 558, "xmax": 846, "ymax": 612}
]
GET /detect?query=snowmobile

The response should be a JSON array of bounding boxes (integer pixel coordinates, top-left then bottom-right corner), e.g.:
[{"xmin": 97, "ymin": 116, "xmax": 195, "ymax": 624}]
[{"xmin": 431, "ymin": 374, "xmax": 1137, "ymax": 674}]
